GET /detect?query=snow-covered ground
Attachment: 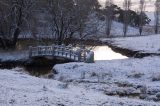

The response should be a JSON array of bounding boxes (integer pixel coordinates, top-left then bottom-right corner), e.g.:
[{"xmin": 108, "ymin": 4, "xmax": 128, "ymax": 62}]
[
  {"xmin": 97, "ymin": 21, "xmax": 150, "ymax": 37},
  {"xmin": 0, "ymin": 68, "xmax": 160, "ymax": 106},
  {"xmin": 54, "ymin": 56, "xmax": 160, "ymax": 104},
  {"xmin": 101, "ymin": 34, "xmax": 160, "ymax": 54},
  {"xmin": 0, "ymin": 50, "xmax": 28, "ymax": 61},
  {"xmin": 1, "ymin": 30, "xmax": 160, "ymax": 105}
]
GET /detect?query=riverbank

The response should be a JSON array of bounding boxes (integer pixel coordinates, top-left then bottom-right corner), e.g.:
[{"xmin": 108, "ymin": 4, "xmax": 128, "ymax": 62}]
[
  {"xmin": 53, "ymin": 34, "xmax": 160, "ymax": 103},
  {"xmin": 101, "ymin": 34, "xmax": 160, "ymax": 57}
]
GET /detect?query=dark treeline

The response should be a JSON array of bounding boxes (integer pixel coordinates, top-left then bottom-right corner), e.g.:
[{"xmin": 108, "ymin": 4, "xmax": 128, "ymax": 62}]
[
  {"xmin": 101, "ymin": 0, "xmax": 152, "ymax": 37},
  {"xmin": 0, "ymin": 0, "xmax": 100, "ymax": 49},
  {"xmin": 0, "ymin": 0, "xmax": 159, "ymax": 49}
]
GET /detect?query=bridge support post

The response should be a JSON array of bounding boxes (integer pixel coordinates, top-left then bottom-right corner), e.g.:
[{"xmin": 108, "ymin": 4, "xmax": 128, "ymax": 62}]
[
  {"xmin": 77, "ymin": 49, "xmax": 82, "ymax": 62},
  {"xmin": 61, "ymin": 44, "xmax": 65, "ymax": 56},
  {"xmin": 78, "ymin": 53, "xmax": 81, "ymax": 62},
  {"xmin": 85, "ymin": 51, "xmax": 94, "ymax": 63}
]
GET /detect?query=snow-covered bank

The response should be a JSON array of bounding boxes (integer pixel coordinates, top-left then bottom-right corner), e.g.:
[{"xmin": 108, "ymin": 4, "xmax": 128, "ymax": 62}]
[
  {"xmin": 54, "ymin": 56, "xmax": 160, "ymax": 103},
  {"xmin": 101, "ymin": 34, "xmax": 160, "ymax": 54},
  {"xmin": 0, "ymin": 50, "xmax": 28, "ymax": 61},
  {"xmin": 1, "ymin": 69, "xmax": 159, "ymax": 106}
]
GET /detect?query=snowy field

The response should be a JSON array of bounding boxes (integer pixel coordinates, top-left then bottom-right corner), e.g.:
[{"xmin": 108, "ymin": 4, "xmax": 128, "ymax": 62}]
[
  {"xmin": 101, "ymin": 34, "xmax": 160, "ymax": 54},
  {"xmin": 0, "ymin": 1, "xmax": 159, "ymax": 105},
  {"xmin": 97, "ymin": 21, "xmax": 152, "ymax": 37},
  {"xmin": 54, "ymin": 56, "xmax": 160, "ymax": 105},
  {"xmin": 0, "ymin": 67, "xmax": 160, "ymax": 106},
  {"xmin": 1, "ymin": 30, "xmax": 160, "ymax": 106}
]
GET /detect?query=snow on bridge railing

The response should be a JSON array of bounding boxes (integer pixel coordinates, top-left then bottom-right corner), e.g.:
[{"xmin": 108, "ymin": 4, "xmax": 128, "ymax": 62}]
[{"xmin": 29, "ymin": 44, "xmax": 94, "ymax": 63}]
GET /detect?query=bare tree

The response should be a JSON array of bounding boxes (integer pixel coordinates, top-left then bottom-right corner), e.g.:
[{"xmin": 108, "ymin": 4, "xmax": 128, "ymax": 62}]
[
  {"xmin": 74, "ymin": 0, "xmax": 100, "ymax": 40},
  {"xmin": 155, "ymin": 0, "xmax": 160, "ymax": 34},
  {"xmin": 139, "ymin": 0, "xmax": 146, "ymax": 36},
  {"xmin": 123, "ymin": 0, "xmax": 131, "ymax": 37},
  {"xmin": 105, "ymin": 0, "xmax": 113, "ymax": 37},
  {"xmin": 47, "ymin": 0, "xmax": 78, "ymax": 44},
  {"xmin": 47, "ymin": 0, "xmax": 100, "ymax": 44},
  {"xmin": 0, "ymin": 0, "xmax": 34, "ymax": 49}
]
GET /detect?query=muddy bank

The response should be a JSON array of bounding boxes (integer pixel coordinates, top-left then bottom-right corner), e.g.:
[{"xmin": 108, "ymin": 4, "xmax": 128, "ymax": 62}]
[
  {"xmin": 76, "ymin": 39, "xmax": 160, "ymax": 58},
  {"xmin": 104, "ymin": 41, "xmax": 160, "ymax": 58},
  {"xmin": 0, "ymin": 57, "xmax": 73, "ymax": 69},
  {"xmin": 0, "ymin": 57, "xmax": 73, "ymax": 77}
]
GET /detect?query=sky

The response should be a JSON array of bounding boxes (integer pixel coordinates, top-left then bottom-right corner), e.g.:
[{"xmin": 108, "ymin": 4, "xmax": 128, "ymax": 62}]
[
  {"xmin": 98, "ymin": 0, "xmax": 156, "ymax": 25},
  {"xmin": 98, "ymin": 0, "xmax": 156, "ymax": 12}
]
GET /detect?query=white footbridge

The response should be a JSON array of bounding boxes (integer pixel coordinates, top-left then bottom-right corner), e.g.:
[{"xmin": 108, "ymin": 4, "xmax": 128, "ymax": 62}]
[{"xmin": 29, "ymin": 44, "xmax": 94, "ymax": 63}]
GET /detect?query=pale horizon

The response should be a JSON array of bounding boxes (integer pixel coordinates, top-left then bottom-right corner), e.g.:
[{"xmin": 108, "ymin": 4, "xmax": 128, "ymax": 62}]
[{"xmin": 98, "ymin": 0, "xmax": 156, "ymax": 12}]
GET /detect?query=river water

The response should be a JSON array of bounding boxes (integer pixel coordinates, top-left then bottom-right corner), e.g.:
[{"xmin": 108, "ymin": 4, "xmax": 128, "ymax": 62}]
[
  {"xmin": 0, "ymin": 46, "xmax": 128, "ymax": 77},
  {"xmin": 93, "ymin": 46, "xmax": 128, "ymax": 60}
]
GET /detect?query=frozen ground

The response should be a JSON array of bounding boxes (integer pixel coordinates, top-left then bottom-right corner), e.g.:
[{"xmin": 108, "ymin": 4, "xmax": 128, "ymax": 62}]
[
  {"xmin": 0, "ymin": 68, "xmax": 159, "ymax": 106},
  {"xmin": 97, "ymin": 21, "xmax": 141, "ymax": 37},
  {"xmin": 101, "ymin": 34, "xmax": 160, "ymax": 54},
  {"xmin": 54, "ymin": 56, "xmax": 160, "ymax": 104},
  {"xmin": 0, "ymin": 50, "xmax": 28, "ymax": 61},
  {"xmin": 95, "ymin": 20, "xmax": 153, "ymax": 38}
]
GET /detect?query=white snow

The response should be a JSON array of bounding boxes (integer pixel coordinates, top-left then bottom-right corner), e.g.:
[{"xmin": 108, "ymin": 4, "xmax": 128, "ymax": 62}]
[
  {"xmin": 54, "ymin": 56, "xmax": 160, "ymax": 105},
  {"xmin": 101, "ymin": 34, "xmax": 160, "ymax": 53},
  {"xmin": 0, "ymin": 50, "xmax": 28, "ymax": 61},
  {"xmin": 0, "ymin": 68, "xmax": 159, "ymax": 106},
  {"xmin": 98, "ymin": 21, "xmax": 143, "ymax": 37}
]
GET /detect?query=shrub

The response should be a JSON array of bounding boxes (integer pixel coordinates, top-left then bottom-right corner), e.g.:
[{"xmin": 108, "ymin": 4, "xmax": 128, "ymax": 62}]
[
  {"xmin": 58, "ymin": 75, "xmax": 65, "ymax": 82},
  {"xmin": 58, "ymin": 82, "xmax": 68, "ymax": 89},
  {"xmin": 152, "ymin": 74, "xmax": 160, "ymax": 81},
  {"xmin": 128, "ymin": 71, "xmax": 144, "ymax": 78},
  {"xmin": 90, "ymin": 72, "xmax": 98, "ymax": 77}
]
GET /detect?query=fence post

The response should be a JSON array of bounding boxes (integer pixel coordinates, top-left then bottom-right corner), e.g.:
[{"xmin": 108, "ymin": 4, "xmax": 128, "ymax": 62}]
[
  {"xmin": 61, "ymin": 44, "xmax": 65, "ymax": 56},
  {"xmin": 83, "ymin": 50, "xmax": 86, "ymax": 61},
  {"xmin": 29, "ymin": 46, "xmax": 32, "ymax": 58},
  {"xmin": 77, "ymin": 49, "xmax": 82, "ymax": 62},
  {"xmin": 69, "ymin": 50, "xmax": 72, "ymax": 59},
  {"xmin": 52, "ymin": 44, "xmax": 55, "ymax": 56}
]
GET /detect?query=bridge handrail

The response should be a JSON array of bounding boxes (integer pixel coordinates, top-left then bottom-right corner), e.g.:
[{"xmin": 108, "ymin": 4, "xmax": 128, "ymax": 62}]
[{"xmin": 29, "ymin": 44, "xmax": 94, "ymax": 63}]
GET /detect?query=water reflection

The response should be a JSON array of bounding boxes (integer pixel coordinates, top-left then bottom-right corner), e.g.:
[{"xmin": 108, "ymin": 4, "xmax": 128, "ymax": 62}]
[{"xmin": 93, "ymin": 46, "xmax": 128, "ymax": 60}]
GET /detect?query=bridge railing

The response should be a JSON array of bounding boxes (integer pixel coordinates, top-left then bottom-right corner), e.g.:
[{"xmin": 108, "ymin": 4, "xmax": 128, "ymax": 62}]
[{"xmin": 29, "ymin": 44, "xmax": 94, "ymax": 63}]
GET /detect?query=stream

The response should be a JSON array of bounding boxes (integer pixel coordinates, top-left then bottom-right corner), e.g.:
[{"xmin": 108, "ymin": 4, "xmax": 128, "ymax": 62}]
[{"xmin": 0, "ymin": 46, "xmax": 128, "ymax": 77}]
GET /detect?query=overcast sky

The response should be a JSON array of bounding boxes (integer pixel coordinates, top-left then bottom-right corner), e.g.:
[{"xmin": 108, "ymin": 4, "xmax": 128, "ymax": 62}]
[{"xmin": 98, "ymin": 0, "xmax": 156, "ymax": 12}]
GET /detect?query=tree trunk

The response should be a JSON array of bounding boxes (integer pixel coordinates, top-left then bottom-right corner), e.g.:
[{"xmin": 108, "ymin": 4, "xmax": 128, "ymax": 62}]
[
  {"xmin": 12, "ymin": 28, "xmax": 20, "ymax": 48},
  {"xmin": 0, "ymin": 38, "xmax": 7, "ymax": 49}
]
